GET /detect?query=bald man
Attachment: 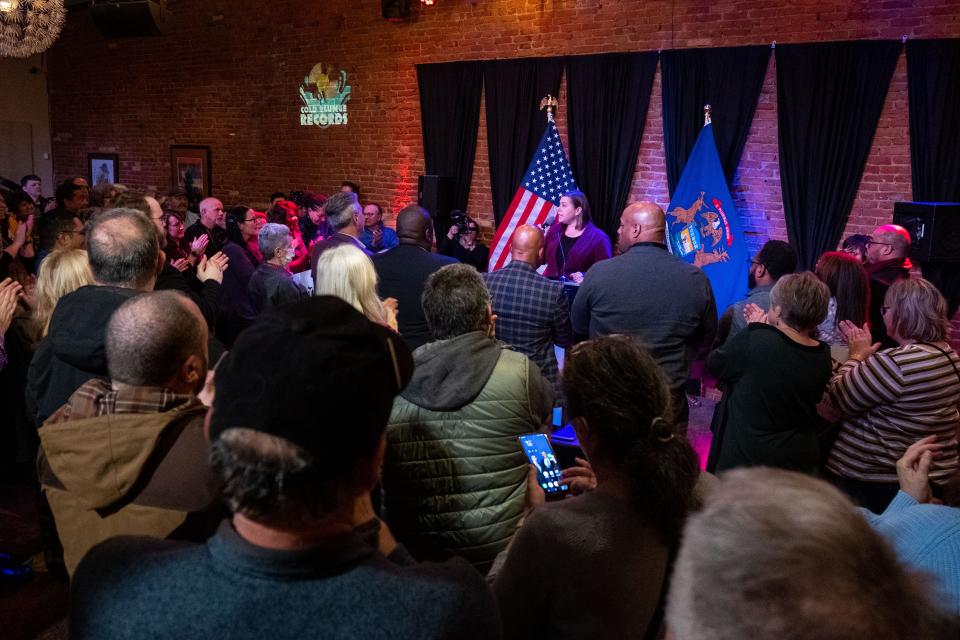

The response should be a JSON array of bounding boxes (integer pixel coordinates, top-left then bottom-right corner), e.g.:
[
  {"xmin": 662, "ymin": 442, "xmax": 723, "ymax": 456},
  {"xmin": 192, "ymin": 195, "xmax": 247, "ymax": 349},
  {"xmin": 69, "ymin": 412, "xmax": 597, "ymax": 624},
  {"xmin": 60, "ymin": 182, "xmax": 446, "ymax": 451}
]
[
  {"xmin": 865, "ymin": 224, "xmax": 912, "ymax": 348},
  {"xmin": 372, "ymin": 205, "xmax": 457, "ymax": 350},
  {"xmin": 27, "ymin": 207, "xmax": 164, "ymax": 425},
  {"xmin": 184, "ymin": 197, "xmax": 227, "ymax": 258},
  {"xmin": 483, "ymin": 225, "xmax": 572, "ymax": 400},
  {"xmin": 571, "ymin": 202, "xmax": 717, "ymax": 433},
  {"xmin": 38, "ymin": 291, "xmax": 218, "ymax": 576}
]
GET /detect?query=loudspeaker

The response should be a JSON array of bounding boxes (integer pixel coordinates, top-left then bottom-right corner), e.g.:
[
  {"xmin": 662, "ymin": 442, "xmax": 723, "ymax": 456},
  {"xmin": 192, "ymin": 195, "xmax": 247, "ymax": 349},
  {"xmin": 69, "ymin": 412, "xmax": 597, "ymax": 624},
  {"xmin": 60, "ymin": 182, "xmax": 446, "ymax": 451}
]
[
  {"xmin": 418, "ymin": 175, "xmax": 455, "ymax": 219},
  {"xmin": 90, "ymin": 1, "xmax": 170, "ymax": 37},
  {"xmin": 381, "ymin": 0, "xmax": 410, "ymax": 22},
  {"xmin": 893, "ymin": 201, "xmax": 960, "ymax": 263}
]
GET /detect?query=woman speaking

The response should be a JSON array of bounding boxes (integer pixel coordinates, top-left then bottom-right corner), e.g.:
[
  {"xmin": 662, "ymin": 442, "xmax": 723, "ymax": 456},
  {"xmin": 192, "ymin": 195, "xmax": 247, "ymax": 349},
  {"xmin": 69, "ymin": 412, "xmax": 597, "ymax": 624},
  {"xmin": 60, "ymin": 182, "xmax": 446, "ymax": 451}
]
[{"xmin": 543, "ymin": 190, "xmax": 612, "ymax": 282}]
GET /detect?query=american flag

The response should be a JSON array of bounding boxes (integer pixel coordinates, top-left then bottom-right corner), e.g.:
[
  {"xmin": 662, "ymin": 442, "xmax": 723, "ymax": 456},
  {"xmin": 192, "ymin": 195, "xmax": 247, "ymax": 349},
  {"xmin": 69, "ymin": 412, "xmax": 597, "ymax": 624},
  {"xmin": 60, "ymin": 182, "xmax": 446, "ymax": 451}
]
[{"xmin": 487, "ymin": 119, "xmax": 578, "ymax": 271}]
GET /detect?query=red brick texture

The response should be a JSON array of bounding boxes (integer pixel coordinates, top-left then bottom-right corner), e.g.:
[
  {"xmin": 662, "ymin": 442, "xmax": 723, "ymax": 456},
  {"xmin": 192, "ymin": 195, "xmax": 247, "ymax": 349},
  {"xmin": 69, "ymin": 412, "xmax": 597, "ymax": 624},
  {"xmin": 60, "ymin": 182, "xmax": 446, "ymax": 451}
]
[{"xmin": 46, "ymin": 0, "xmax": 960, "ymax": 329}]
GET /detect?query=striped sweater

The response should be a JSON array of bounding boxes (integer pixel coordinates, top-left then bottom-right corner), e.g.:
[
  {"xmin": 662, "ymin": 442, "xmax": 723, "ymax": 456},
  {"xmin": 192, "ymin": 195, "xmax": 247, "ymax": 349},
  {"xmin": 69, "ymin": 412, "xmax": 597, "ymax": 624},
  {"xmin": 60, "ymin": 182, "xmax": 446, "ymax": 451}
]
[{"xmin": 826, "ymin": 342, "xmax": 960, "ymax": 484}]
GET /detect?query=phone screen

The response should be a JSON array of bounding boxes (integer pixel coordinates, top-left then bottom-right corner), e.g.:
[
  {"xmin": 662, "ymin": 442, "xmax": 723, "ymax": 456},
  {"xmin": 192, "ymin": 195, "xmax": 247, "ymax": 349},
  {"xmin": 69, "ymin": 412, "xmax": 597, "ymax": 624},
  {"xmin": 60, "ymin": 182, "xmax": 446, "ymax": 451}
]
[{"xmin": 518, "ymin": 433, "xmax": 568, "ymax": 493}]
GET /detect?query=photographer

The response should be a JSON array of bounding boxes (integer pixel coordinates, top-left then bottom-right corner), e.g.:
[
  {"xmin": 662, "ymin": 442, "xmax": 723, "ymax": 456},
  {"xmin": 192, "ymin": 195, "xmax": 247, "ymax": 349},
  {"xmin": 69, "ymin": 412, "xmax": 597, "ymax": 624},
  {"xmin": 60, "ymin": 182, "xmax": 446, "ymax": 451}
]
[{"xmin": 439, "ymin": 211, "xmax": 489, "ymax": 271}]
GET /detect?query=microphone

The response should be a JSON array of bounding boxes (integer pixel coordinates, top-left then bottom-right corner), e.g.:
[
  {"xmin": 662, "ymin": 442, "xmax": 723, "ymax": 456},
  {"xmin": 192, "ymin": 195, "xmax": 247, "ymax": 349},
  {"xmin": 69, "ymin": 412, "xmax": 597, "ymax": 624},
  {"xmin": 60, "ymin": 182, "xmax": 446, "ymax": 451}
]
[{"xmin": 541, "ymin": 211, "xmax": 556, "ymax": 230}]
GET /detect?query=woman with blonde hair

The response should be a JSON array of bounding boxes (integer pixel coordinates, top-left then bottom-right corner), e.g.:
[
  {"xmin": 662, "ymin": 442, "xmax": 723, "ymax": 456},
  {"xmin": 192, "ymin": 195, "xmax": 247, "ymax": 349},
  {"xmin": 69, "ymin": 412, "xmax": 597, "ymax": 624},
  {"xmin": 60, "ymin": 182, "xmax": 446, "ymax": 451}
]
[
  {"xmin": 826, "ymin": 277, "xmax": 960, "ymax": 513},
  {"xmin": 313, "ymin": 243, "xmax": 397, "ymax": 331},
  {"xmin": 32, "ymin": 249, "xmax": 94, "ymax": 340}
]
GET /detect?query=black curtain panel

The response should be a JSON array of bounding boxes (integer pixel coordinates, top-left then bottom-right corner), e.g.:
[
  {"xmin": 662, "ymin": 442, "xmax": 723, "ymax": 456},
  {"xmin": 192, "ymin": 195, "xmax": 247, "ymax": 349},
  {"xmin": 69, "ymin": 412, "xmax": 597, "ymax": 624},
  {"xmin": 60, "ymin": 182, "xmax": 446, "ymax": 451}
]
[
  {"xmin": 566, "ymin": 52, "xmax": 658, "ymax": 237},
  {"xmin": 776, "ymin": 41, "xmax": 901, "ymax": 269},
  {"xmin": 661, "ymin": 45, "xmax": 771, "ymax": 196},
  {"xmin": 907, "ymin": 39, "xmax": 960, "ymax": 202},
  {"xmin": 907, "ymin": 39, "xmax": 960, "ymax": 317},
  {"xmin": 483, "ymin": 57, "xmax": 564, "ymax": 225},
  {"xmin": 416, "ymin": 61, "xmax": 484, "ymax": 212}
]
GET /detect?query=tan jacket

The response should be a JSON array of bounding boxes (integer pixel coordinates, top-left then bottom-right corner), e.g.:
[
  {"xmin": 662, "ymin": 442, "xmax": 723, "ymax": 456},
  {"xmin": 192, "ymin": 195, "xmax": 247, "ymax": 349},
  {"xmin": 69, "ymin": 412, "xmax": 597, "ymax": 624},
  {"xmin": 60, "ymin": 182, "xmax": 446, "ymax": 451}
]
[{"xmin": 38, "ymin": 383, "xmax": 219, "ymax": 576}]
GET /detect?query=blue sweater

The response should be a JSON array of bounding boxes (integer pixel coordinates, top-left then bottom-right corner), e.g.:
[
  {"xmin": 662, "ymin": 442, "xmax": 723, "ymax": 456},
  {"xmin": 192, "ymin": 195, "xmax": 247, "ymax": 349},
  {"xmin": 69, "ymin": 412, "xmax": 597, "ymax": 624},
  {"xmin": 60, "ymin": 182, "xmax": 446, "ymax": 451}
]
[
  {"xmin": 862, "ymin": 491, "xmax": 960, "ymax": 615},
  {"xmin": 70, "ymin": 520, "xmax": 500, "ymax": 639}
]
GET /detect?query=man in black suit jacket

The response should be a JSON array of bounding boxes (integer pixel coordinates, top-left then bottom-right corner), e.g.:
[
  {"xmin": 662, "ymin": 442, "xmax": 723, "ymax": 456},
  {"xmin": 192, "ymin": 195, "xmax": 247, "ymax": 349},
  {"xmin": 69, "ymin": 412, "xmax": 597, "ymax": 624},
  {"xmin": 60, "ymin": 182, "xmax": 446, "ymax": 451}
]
[{"xmin": 372, "ymin": 206, "xmax": 457, "ymax": 350}]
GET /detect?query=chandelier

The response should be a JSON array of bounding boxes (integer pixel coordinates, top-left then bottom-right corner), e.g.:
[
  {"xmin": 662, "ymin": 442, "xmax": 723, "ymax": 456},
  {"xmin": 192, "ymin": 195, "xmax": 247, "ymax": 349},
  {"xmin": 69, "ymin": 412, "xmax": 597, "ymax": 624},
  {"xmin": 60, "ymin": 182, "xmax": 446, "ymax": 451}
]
[{"xmin": 0, "ymin": 0, "xmax": 65, "ymax": 58}]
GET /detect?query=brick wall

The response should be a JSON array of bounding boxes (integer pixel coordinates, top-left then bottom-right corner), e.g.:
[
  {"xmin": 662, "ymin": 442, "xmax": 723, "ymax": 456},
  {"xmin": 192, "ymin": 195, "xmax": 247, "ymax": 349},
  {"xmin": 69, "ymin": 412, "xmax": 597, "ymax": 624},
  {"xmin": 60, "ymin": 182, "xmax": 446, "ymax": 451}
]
[{"xmin": 46, "ymin": 0, "xmax": 960, "ymax": 334}]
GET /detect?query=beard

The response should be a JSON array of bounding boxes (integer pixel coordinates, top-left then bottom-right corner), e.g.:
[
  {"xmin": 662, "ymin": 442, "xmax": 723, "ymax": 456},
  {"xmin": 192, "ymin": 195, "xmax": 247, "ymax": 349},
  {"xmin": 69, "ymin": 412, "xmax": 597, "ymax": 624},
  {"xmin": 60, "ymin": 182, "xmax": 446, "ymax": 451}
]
[{"xmin": 747, "ymin": 270, "xmax": 757, "ymax": 289}]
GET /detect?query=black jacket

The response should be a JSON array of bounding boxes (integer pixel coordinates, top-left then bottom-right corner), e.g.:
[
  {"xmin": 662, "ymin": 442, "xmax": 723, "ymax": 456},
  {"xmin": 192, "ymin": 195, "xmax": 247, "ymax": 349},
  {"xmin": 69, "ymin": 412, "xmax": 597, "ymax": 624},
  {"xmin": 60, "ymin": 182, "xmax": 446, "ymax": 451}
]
[
  {"xmin": 26, "ymin": 285, "xmax": 141, "ymax": 425},
  {"xmin": 372, "ymin": 244, "xmax": 457, "ymax": 350},
  {"xmin": 154, "ymin": 263, "xmax": 222, "ymax": 330},
  {"xmin": 248, "ymin": 263, "xmax": 307, "ymax": 313}
]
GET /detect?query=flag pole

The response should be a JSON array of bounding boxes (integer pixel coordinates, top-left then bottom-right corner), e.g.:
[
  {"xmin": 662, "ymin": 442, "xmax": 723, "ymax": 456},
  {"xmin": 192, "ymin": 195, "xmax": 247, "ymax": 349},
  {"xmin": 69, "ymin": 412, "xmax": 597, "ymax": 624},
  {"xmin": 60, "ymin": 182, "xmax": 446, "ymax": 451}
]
[
  {"xmin": 540, "ymin": 94, "xmax": 558, "ymax": 123},
  {"xmin": 704, "ymin": 104, "xmax": 712, "ymax": 126}
]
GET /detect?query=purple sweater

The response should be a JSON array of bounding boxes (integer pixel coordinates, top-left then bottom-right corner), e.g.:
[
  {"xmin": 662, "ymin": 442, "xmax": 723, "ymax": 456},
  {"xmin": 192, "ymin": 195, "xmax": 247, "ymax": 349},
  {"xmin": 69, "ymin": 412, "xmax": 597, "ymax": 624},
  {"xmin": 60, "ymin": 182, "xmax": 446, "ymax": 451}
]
[{"xmin": 543, "ymin": 222, "xmax": 613, "ymax": 278}]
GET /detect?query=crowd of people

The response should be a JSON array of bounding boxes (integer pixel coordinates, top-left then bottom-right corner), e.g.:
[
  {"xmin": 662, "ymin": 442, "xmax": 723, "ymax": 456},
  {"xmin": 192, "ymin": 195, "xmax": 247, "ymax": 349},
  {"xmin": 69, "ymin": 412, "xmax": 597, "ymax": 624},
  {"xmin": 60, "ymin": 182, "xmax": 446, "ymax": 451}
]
[{"xmin": 0, "ymin": 174, "xmax": 958, "ymax": 639}]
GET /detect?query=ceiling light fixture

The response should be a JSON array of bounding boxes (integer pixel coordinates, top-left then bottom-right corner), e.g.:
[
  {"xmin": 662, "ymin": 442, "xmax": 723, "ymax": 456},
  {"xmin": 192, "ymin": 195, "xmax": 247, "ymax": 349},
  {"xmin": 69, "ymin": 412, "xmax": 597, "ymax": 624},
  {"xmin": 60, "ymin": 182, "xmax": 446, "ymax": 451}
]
[{"xmin": 0, "ymin": 0, "xmax": 66, "ymax": 58}]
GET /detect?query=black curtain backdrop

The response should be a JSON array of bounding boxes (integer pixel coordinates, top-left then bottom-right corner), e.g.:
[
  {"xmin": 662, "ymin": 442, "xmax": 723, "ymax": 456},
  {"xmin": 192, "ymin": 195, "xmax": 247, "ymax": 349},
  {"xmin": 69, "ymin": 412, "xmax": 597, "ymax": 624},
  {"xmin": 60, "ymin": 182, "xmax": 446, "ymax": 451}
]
[
  {"xmin": 907, "ymin": 38, "xmax": 960, "ymax": 318},
  {"xmin": 416, "ymin": 61, "xmax": 484, "ymax": 212},
  {"xmin": 777, "ymin": 41, "xmax": 901, "ymax": 269},
  {"xmin": 483, "ymin": 57, "xmax": 564, "ymax": 225},
  {"xmin": 661, "ymin": 46, "xmax": 771, "ymax": 196},
  {"xmin": 566, "ymin": 52, "xmax": 658, "ymax": 238}
]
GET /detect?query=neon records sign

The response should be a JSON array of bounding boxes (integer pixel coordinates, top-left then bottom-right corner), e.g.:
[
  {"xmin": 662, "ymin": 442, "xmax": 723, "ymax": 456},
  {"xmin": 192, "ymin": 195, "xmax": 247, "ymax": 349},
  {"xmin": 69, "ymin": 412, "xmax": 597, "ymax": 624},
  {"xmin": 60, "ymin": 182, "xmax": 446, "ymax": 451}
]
[{"xmin": 299, "ymin": 63, "xmax": 351, "ymax": 128}]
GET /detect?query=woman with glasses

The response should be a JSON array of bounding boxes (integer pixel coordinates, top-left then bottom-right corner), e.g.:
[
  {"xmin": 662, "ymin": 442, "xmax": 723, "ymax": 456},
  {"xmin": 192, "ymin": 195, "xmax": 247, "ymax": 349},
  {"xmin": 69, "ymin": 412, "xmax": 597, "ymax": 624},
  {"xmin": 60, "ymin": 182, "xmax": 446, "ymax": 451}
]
[
  {"xmin": 163, "ymin": 211, "xmax": 209, "ymax": 270},
  {"xmin": 439, "ymin": 211, "xmax": 489, "ymax": 271},
  {"xmin": 218, "ymin": 206, "xmax": 262, "ymax": 345},
  {"xmin": 543, "ymin": 190, "xmax": 612, "ymax": 283},
  {"xmin": 825, "ymin": 277, "xmax": 960, "ymax": 513}
]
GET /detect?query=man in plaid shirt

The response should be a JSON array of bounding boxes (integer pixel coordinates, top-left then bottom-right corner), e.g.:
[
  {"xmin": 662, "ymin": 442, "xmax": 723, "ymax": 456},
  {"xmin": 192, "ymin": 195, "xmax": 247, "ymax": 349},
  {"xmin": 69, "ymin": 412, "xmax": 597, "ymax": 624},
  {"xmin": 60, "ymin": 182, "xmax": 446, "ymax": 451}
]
[{"xmin": 484, "ymin": 225, "xmax": 572, "ymax": 400}]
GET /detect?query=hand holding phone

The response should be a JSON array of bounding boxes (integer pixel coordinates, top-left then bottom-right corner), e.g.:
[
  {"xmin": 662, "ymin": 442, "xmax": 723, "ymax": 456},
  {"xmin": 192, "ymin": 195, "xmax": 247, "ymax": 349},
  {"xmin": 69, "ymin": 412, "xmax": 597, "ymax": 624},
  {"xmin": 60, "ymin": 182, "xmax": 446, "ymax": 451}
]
[{"xmin": 518, "ymin": 433, "xmax": 568, "ymax": 494}]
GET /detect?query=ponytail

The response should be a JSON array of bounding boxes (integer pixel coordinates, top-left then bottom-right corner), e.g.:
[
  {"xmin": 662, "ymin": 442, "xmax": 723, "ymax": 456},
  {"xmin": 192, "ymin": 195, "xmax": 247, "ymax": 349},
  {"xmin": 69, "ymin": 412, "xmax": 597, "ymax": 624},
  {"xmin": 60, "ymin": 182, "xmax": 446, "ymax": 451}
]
[
  {"xmin": 623, "ymin": 426, "xmax": 700, "ymax": 544},
  {"xmin": 564, "ymin": 336, "xmax": 700, "ymax": 544}
]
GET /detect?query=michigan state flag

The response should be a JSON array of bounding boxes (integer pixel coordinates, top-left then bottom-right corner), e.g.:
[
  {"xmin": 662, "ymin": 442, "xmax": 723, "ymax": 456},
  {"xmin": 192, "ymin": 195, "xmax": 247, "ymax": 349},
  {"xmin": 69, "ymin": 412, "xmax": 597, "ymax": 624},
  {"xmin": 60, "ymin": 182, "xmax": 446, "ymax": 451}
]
[{"xmin": 666, "ymin": 123, "xmax": 748, "ymax": 317}]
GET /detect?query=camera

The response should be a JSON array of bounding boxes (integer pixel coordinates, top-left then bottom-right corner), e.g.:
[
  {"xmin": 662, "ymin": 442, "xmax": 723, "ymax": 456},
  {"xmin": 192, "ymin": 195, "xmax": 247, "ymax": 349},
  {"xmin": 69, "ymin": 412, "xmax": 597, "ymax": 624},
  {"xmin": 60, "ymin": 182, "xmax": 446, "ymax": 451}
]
[{"xmin": 449, "ymin": 210, "xmax": 469, "ymax": 235}]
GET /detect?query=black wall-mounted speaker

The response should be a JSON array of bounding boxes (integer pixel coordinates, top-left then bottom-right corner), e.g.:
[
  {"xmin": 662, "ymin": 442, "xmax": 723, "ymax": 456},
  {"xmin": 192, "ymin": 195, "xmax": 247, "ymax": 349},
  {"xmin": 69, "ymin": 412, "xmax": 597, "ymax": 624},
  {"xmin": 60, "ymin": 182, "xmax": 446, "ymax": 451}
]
[
  {"xmin": 381, "ymin": 0, "xmax": 410, "ymax": 22},
  {"xmin": 893, "ymin": 201, "xmax": 960, "ymax": 263},
  {"xmin": 418, "ymin": 175, "xmax": 455, "ymax": 219},
  {"xmin": 90, "ymin": 1, "xmax": 170, "ymax": 37}
]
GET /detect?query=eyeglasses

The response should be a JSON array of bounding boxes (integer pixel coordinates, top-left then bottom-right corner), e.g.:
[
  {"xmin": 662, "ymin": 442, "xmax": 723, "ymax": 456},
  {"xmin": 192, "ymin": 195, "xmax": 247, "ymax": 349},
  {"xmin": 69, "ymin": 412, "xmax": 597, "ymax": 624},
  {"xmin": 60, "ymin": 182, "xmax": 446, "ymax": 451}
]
[
  {"xmin": 243, "ymin": 218, "xmax": 257, "ymax": 224},
  {"xmin": 866, "ymin": 240, "xmax": 892, "ymax": 248}
]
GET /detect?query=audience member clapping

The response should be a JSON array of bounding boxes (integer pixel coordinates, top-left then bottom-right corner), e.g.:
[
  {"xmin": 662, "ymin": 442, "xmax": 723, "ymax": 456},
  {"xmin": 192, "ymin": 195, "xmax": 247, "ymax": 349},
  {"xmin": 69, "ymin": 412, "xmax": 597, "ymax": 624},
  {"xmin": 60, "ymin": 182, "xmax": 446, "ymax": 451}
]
[
  {"xmin": 314, "ymin": 243, "xmax": 397, "ymax": 330},
  {"xmin": 666, "ymin": 468, "xmax": 955, "ymax": 640},
  {"xmin": 0, "ymin": 277, "xmax": 23, "ymax": 372},
  {"xmin": 114, "ymin": 191, "xmax": 227, "ymax": 330},
  {"xmin": 37, "ymin": 291, "xmax": 218, "ymax": 576},
  {"xmin": 381, "ymin": 263, "xmax": 553, "ymax": 571},
  {"xmin": 706, "ymin": 272, "xmax": 833, "ymax": 473},
  {"xmin": 825, "ymin": 277, "xmax": 960, "ymax": 513},
  {"xmin": 857, "ymin": 437, "xmax": 960, "ymax": 616},
  {"xmin": 248, "ymin": 223, "xmax": 308, "ymax": 312},
  {"xmin": 492, "ymin": 335, "xmax": 700, "ymax": 639},
  {"xmin": 68, "ymin": 296, "xmax": 499, "ymax": 640}
]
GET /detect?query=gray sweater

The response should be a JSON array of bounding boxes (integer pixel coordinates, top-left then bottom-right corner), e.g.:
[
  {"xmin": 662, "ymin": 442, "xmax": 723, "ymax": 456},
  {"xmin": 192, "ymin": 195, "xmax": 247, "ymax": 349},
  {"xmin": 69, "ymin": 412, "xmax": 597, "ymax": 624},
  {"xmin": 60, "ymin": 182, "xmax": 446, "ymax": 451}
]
[
  {"xmin": 70, "ymin": 520, "xmax": 500, "ymax": 640},
  {"xmin": 491, "ymin": 492, "xmax": 669, "ymax": 640},
  {"xmin": 571, "ymin": 243, "xmax": 717, "ymax": 392}
]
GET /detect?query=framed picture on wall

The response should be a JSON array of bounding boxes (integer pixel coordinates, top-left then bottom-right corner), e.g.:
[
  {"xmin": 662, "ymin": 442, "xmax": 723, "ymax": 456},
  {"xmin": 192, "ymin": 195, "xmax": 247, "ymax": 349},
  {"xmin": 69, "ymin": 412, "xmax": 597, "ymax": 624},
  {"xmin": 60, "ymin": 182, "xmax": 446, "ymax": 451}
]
[
  {"xmin": 88, "ymin": 153, "xmax": 119, "ymax": 186},
  {"xmin": 170, "ymin": 145, "xmax": 211, "ymax": 203}
]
